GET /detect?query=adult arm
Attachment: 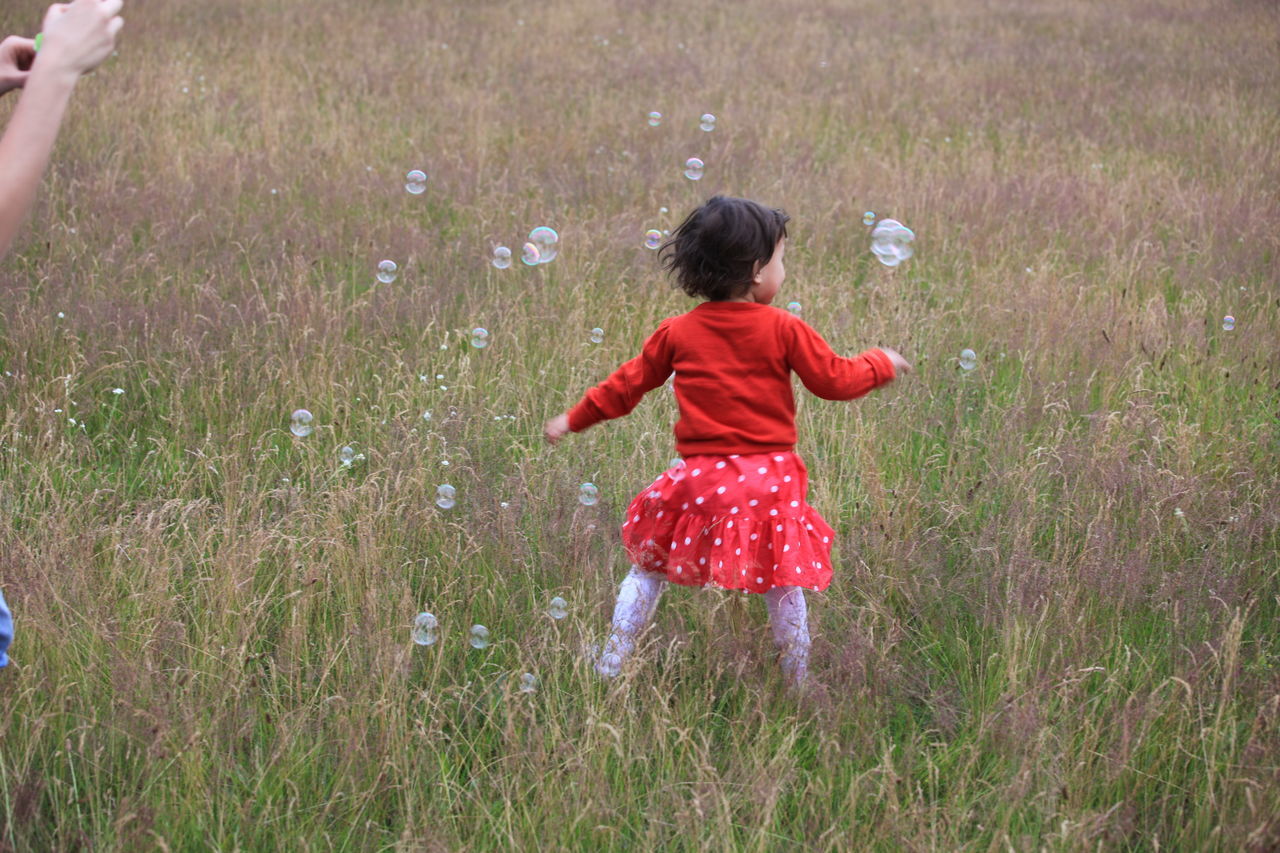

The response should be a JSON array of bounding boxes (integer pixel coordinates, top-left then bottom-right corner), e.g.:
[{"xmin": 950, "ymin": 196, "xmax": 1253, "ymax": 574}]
[{"xmin": 0, "ymin": 0, "xmax": 123, "ymax": 259}]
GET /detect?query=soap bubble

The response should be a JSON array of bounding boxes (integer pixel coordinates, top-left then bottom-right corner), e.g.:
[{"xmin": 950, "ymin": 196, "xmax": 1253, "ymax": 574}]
[
  {"xmin": 644, "ymin": 229, "xmax": 662, "ymax": 250},
  {"xmin": 787, "ymin": 301, "xmax": 802, "ymax": 315},
  {"xmin": 647, "ymin": 111, "xmax": 662, "ymax": 127},
  {"xmin": 528, "ymin": 226, "xmax": 559, "ymax": 264},
  {"xmin": 863, "ymin": 211, "xmax": 876, "ymax": 226},
  {"xmin": 959, "ymin": 348, "xmax": 977, "ymax": 371},
  {"xmin": 683, "ymin": 157, "xmax": 704, "ymax": 181},
  {"xmin": 412, "ymin": 612, "xmax": 438, "ymax": 646},
  {"xmin": 339, "ymin": 445, "xmax": 356, "ymax": 466},
  {"xmin": 112, "ymin": 387, "xmax": 125, "ymax": 396},
  {"xmin": 667, "ymin": 458, "xmax": 687, "ymax": 481},
  {"xmin": 869, "ymin": 219, "xmax": 915, "ymax": 267},
  {"xmin": 519, "ymin": 672, "xmax": 538, "ymax": 693},
  {"xmin": 1222, "ymin": 315, "xmax": 1235, "ymax": 331},
  {"xmin": 290, "ymin": 409, "xmax": 314, "ymax": 438},
  {"xmin": 589, "ymin": 327, "xmax": 604, "ymax": 344},
  {"xmin": 405, "ymin": 170, "xmax": 427, "ymax": 194},
  {"xmin": 492, "ymin": 246, "xmax": 512, "ymax": 269},
  {"xmin": 579, "ymin": 482, "xmax": 599, "ymax": 506},
  {"xmin": 1173, "ymin": 507, "xmax": 1185, "ymax": 518},
  {"xmin": 521, "ymin": 242, "xmax": 541, "ymax": 266},
  {"xmin": 699, "ymin": 113, "xmax": 716, "ymax": 132},
  {"xmin": 547, "ymin": 596, "xmax": 568, "ymax": 620},
  {"xmin": 376, "ymin": 259, "xmax": 398, "ymax": 283},
  {"xmin": 469, "ymin": 624, "xmax": 490, "ymax": 649},
  {"xmin": 436, "ymin": 484, "xmax": 456, "ymax": 510},
  {"xmin": 471, "ymin": 327, "xmax": 490, "ymax": 349}
]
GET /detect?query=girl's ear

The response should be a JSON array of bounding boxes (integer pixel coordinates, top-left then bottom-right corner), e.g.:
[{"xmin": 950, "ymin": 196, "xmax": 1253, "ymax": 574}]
[{"xmin": 751, "ymin": 260, "xmax": 762, "ymax": 282}]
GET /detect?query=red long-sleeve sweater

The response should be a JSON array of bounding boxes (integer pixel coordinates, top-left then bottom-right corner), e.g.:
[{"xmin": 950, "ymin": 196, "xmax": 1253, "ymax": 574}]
[{"xmin": 567, "ymin": 301, "xmax": 895, "ymax": 456}]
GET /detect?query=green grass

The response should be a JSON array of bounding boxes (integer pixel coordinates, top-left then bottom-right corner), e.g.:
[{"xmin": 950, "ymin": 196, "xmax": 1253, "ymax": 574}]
[{"xmin": 1, "ymin": 0, "xmax": 1278, "ymax": 849}]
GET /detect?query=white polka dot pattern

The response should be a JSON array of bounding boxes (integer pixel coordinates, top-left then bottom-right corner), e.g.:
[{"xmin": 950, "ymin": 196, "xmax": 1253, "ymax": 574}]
[{"xmin": 619, "ymin": 451, "xmax": 835, "ymax": 593}]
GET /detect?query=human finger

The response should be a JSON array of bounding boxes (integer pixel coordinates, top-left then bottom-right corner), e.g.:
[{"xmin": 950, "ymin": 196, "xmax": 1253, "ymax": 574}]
[
  {"xmin": 98, "ymin": 0, "xmax": 124, "ymax": 19},
  {"xmin": 107, "ymin": 15, "xmax": 123, "ymax": 38},
  {"xmin": 42, "ymin": 3, "xmax": 72, "ymax": 30}
]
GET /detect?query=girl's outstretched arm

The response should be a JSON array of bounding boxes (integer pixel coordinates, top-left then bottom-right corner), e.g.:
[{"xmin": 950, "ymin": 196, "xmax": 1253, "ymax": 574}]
[
  {"xmin": 785, "ymin": 317, "xmax": 906, "ymax": 400},
  {"xmin": 563, "ymin": 320, "xmax": 674, "ymax": 435},
  {"xmin": 0, "ymin": 0, "xmax": 123, "ymax": 258}
]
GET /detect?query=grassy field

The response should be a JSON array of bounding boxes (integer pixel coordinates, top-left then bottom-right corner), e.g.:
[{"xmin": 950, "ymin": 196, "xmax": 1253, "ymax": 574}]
[{"xmin": 1, "ymin": 0, "xmax": 1278, "ymax": 849}]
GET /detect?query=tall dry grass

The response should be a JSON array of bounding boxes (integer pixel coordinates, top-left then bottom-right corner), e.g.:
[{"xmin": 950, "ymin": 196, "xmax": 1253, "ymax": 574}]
[{"xmin": 1, "ymin": 0, "xmax": 1278, "ymax": 849}]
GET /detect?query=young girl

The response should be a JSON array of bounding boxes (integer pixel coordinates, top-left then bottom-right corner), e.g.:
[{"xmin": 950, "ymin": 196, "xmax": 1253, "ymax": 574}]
[{"xmin": 544, "ymin": 195, "xmax": 911, "ymax": 687}]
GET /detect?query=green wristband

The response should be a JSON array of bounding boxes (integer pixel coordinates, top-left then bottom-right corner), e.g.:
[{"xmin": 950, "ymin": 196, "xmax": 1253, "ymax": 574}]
[{"xmin": 34, "ymin": 32, "xmax": 43, "ymax": 52}]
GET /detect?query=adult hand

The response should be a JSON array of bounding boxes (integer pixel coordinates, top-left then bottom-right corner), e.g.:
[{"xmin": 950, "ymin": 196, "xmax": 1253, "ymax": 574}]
[
  {"xmin": 0, "ymin": 36, "xmax": 37, "ymax": 96},
  {"xmin": 38, "ymin": 0, "xmax": 123, "ymax": 82}
]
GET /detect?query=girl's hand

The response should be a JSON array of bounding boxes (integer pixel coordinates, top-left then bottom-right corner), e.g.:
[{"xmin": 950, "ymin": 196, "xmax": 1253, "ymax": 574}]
[
  {"xmin": 543, "ymin": 413, "xmax": 570, "ymax": 445},
  {"xmin": 0, "ymin": 37, "xmax": 37, "ymax": 95},
  {"xmin": 38, "ymin": 0, "xmax": 123, "ymax": 83},
  {"xmin": 881, "ymin": 347, "xmax": 913, "ymax": 377}
]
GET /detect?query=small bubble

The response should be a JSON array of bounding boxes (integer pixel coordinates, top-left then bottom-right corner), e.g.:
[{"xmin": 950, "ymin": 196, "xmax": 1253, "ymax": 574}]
[
  {"xmin": 647, "ymin": 111, "xmax": 662, "ymax": 127},
  {"xmin": 1222, "ymin": 315, "xmax": 1235, "ymax": 331},
  {"xmin": 683, "ymin": 157, "xmax": 704, "ymax": 181},
  {"xmin": 56, "ymin": 311, "xmax": 65, "ymax": 319},
  {"xmin": 412, "ymin": 612, "xmax": 438, "ymax": 646},
  {"xmin": 548, "ymin": 596, "xmax": 568, "ymax": 620},
  {"xmin": 528, "ymin": 227, "xmax": 559, "ymax": 264},
  {"xmin": 492, "ymin": 246, "xmax": 512, "ymax": 269},
  {"xmin": 422, "ymin": 410, "xmax": 432, "ymax": 421},
  {"xmin": 787, "ymin": 301, "xmax": 802, "ymax": 316},
  {"xmin": 659, "ymin": 206, "xmax": 669, "ymax": 215},
  {"xmin": 471, "ymin": 327, "xmax": 490, "ymax": 349},
  {"xmin": 589, "ymin": 327, "xmax": 604, "ymax": 344},
  {"xmin": 699, "ymin": 113, "xmax": 716, "ymax": 132},
  {"xmin": 339, "ymin": 445, "xmax": 356, "ymax": 466},
  {"xmin": 1173, "ymin": 507, "xmax": 1185, "ymax": 518},
  {"xmin": 667, "ymin": 458, "xmax": 686, "ymax": 481},
  {"xmin": 644, "ymin": 229, "xmax": 662, "ymax": 250},
  {"xmin": 469, "ymin": 624, "xmax": 490, "ymax": 649},
  {"xmin": 579, "ymin": 482, "xmax": 599, "ymax": 506},
  {"xmin": 863, "ymin": 211, "xmax": 875, "ymax": 226},
  {"xmin": 436, "ymin": 484, "xmax": 456, "ymax": 510},
  {"xmin": 519, "ymin": 672, "xmax": 538, "ymax": 693},
  {"xmin": 376, "ymin": 259, "xmax": 398, "ymax": 284},
  {"xmin": 521, "ymin": 242, "xmax": 541, "ymax": 266},
  {"xmin": 290, "ymin": 408, "xmax": 314, "ymax": 437},
  {"xmin": 112, "ymin": 387, "xmax": 125, "ymax": 396},
  {"xmin": 959, "ymin": 349, "xmax": 977, "ymax": 371},
  {"xmin": 405, "ymin": 169, "xmax": 427, "ymax": 194}
]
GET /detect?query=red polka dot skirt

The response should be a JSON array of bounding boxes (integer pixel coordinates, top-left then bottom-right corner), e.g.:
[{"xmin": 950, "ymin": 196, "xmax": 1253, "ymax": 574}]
[{"xmin": 620, "ymin": 451, "xmax": 835, "ymax": 593}]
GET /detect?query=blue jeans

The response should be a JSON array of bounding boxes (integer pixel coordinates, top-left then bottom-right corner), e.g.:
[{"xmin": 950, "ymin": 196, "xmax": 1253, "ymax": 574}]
[{"xmin": 0, "ymin": 589, "xmax": 11, "ymax": 667}]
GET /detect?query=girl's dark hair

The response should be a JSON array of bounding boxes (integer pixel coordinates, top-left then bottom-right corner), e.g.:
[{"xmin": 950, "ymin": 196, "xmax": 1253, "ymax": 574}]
[{"xmin": 659, "ymin": 195, "xmax": 790, "ymax": 301}]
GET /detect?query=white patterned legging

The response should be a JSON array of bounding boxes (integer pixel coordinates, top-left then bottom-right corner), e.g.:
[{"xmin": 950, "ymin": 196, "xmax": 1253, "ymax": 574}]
[{"xmin": 595, "ymin": 565, "xmax": 810, "ymax": 686}]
